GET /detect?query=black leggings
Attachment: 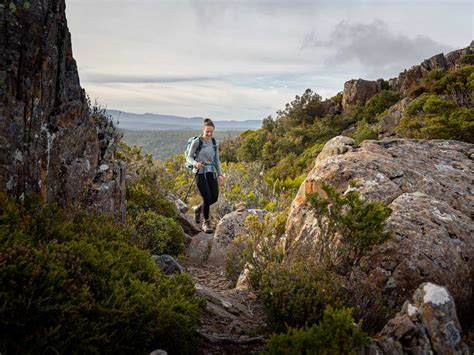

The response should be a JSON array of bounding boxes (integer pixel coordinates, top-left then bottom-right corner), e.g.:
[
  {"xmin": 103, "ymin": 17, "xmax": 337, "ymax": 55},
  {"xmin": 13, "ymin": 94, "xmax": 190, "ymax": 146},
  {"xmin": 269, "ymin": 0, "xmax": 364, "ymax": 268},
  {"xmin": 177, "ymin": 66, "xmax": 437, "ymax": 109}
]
[{"xmin": 196, "ymin": 172, "xmax": 219, "ymax": 220}]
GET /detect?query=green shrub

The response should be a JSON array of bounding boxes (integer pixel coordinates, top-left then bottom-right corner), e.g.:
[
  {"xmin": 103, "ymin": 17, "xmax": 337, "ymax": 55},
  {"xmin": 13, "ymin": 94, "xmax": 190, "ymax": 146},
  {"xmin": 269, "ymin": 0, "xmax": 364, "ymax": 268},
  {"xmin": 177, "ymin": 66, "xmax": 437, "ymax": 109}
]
[
  {"xmin": 224, "ymin": 234, "xmax": 248, "ymax": 287},
  {"xmin": 0, "ymin": 194, "xmax": 200, "ymax": 354},
  {"xmin": 240, "ymin": 212, "xmax": 287, "ymax": 290},
  {"xmin": 429, "ymin": 65, "xmax": 474, "ymax": 107},
  {"xmin": 396, "ymin": 93, "xmax": 474, "ymax": 142},
  {"xmin": 305, "ymin": 182, "xmax": 392, "ymax": 271},
  {"xmin": 227, "ymin": 210, "xmax": 345, "ymax": 331},
  {"xmin": 8, "ymin": 2, "xmax": 16, "ymax": 14},
  {"xmin": 353, "ymin": 120, "xmax": 378, "ymax": 145},
  {"xmin": 127, "ymin": 181, "xmax": 175, "ymax": 218},
  {"xmin": 257, "ymin": 262, "xmax": 347, "ymax": 332},
  {"xmin": 276, "ymin": 89, "xmax": 326, "ymax": 128},
  {"xmin": 128, "ymin": 209, "xmax": 185, "ymax": 256},
  {"xmin": 461, "ymin": 54, "xmax": 474, "ymax": 66},
  {"xmin": 331, "ymin": 92, "xmax": 343, "ymax": 105},
  {"xmin": 236, "ymin": 129, "xmax": 267, "ymax": 162},
  {"xmin": 264, "ymin": 306, "xmax": 369, "ymax": 355},
  {"xmin": 360, "ymin": 90, "xmax": 401, "ymax": 123}
]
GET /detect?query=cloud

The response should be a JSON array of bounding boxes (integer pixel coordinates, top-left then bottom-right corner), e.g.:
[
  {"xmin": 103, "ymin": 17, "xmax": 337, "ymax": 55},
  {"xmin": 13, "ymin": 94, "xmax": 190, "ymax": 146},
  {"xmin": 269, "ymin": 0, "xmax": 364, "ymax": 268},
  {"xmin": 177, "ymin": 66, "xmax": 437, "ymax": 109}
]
[
  {"xmin": 67, "ymin": 1, "xmax": 471, "ymax": 119},
  {"xmin": 82, "ymin": 80, "xmax": 296, "ymax": 120},
  {"xmin": 81, "ymin": 72, "xmax": 228, "ymax": 84},
  {"xmin": 302, "ymin": 20, "xmax": 454, "ymax": 77}
]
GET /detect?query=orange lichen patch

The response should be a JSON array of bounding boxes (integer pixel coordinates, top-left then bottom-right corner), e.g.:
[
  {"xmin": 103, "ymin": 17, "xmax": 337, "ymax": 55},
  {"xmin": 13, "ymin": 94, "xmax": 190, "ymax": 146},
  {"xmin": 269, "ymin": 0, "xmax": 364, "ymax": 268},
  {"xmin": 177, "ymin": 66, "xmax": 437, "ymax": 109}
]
[
  {"xmin": 305, "ymin": 180, "xmax": 317, "ymax": 194},
  {"xmin": 305, "ymin": 180, "xmax": 328, "ymax": 199},
  {"xmin": 294, "ymin": 195, "xmax": 306, "ymax": 206}
]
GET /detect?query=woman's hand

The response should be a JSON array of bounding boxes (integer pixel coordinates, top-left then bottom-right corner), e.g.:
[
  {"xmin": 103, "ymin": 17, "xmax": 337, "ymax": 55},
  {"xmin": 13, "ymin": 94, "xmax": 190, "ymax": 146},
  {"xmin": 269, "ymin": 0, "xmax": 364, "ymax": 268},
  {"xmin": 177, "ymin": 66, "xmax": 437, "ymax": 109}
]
[
  {"xmin": 218, "ymin": 175, "xmax": 224, "ymax": 186},
  {"xmin": 195, "ymin": 162, "xmax": 204, "ymax": 169}
]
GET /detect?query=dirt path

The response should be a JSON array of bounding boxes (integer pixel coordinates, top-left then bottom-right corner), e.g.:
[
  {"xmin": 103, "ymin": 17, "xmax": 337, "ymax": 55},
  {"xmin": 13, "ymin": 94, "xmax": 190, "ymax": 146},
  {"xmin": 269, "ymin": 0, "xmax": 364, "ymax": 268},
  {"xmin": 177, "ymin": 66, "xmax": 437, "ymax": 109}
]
[{"xmin": 182, "ymin": 238, "xmax": 267, "ymax": 354}]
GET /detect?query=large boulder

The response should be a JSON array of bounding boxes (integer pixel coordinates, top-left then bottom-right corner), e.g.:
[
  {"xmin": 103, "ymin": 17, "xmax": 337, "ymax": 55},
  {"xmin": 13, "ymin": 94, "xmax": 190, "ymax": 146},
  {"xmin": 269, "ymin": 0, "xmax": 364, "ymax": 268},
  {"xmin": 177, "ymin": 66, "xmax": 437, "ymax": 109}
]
[
  {"xmin": 286, "ymin": 136, "xmax": 474, "ymax": 315},
  {"xmin": 361, "ymin": 283, "xmax": 469, "ymax": 354},
  {"xmin": 0, "ymin": 0, "xmax": 125, "ymax": 220},
  {"xmin": 207, "ymin": 209, "xmax": 267, "ymax": 267}
]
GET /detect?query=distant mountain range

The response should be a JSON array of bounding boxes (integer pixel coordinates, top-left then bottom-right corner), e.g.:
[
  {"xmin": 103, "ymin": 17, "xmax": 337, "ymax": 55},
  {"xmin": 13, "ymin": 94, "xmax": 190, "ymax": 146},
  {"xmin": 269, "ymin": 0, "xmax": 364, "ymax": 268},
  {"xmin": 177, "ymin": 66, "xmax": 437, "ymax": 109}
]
[{"xmin": 107, "ymin": 110, "xmax": 262, "ymax": 131}]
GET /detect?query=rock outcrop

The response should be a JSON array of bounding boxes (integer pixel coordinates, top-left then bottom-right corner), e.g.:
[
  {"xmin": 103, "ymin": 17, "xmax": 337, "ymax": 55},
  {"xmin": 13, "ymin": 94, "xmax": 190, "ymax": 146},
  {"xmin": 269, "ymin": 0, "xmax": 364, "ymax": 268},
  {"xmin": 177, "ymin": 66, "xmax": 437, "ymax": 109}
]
[
  {"xmin": 286, "ymin": 136, "xmax": 474, "ymax": 316},
  {"xmin": 378, "ymin": 98, "xmax": 411, "ymax": 139},
  {"xmin": 341, "ymin": 79, "xmax": 385, "ymax": 109},
  {"xmin": 390, "ymin": 42, "xmax": 474, "ymax": 94},
  {"xmin": 0, "ymin": 0, "xmax": 125, "ymax": 219},
  {"xmin": 341, "ymin": 41, "xmax": 474, "ymax": 110},
  {"xmin": 207, "ymin": 209, "xmax": 267, "ymax": 267},
  {"xmin": 360, "ymin": 283, "xmax": 469, "ymax": 354}
]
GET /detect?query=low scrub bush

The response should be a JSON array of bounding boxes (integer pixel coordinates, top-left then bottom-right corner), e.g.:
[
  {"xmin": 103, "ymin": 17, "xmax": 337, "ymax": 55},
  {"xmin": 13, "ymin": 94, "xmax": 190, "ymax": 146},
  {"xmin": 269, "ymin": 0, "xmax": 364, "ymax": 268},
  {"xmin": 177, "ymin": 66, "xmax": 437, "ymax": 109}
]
[
  {"xmin": 224, "ymin": 234, "xmax": 248, "ymax": 287},
  {"xmin": 235, "ymin": 181, "xmax": 392, "ymax": 335},
  {"xmin": 396, "ymin": 93, "xmax": 474, "ymax": 143},
  {"xmin": 128, "ymin": 209, "xmax": 185, "ymax": 256},
  {"xmin": 239, "ymin": 212, "xmax": 287, "ymax": 290},
  {"xmin": 0, "ymin": 194, "xmax": 200, "ymax": 354},
  {"xmin": 264, "ymin": 306, "xmax": 369, "ymax": 354},
  {"xmin": 127, "ymin": 181, "xmax": 175, "ymax": 218},
  {"xmin": 353, "ymin": 120, "xmax": 378, "ymax": 145},
  {"xmin": 305, "ymin": 182, "xmax": 392, "ymax": 271},
  {"xmin": 258, "ymin": 262, "xmax": 347, "ymax": 332},
  {"xmin": 360, "ymin": 90, "xmax": 401, "ymax": 123}
]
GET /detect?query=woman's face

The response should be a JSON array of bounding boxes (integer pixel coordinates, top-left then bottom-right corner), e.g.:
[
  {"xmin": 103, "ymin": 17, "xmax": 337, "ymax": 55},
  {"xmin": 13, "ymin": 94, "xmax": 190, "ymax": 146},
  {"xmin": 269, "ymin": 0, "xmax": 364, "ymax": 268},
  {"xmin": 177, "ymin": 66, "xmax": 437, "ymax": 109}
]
[{"xmin": 202, "ymin": 125, "xmax": 214, "ymax": 140}]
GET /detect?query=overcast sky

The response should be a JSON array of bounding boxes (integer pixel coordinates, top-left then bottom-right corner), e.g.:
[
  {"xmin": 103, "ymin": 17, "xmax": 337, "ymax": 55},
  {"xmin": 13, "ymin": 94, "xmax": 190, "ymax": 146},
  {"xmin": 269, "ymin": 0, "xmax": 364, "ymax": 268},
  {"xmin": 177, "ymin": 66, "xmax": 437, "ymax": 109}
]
[{"xmin": 66, "ymin": 0, "xmax": 473, "ymax": 120}]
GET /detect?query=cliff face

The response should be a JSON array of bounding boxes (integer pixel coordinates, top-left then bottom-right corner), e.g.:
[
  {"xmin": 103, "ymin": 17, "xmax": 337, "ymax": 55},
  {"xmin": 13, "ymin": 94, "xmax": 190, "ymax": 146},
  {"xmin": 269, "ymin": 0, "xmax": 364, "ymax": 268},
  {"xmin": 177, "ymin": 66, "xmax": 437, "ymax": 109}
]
[{"xmin": 0, "ymin": 1, "xmax": 125, "ymax": 219}]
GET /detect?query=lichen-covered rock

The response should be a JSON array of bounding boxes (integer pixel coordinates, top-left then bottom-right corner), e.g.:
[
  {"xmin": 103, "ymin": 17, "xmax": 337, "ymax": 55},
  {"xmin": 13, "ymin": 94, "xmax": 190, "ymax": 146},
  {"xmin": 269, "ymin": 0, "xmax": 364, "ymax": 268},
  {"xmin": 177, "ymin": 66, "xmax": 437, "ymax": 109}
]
[
  {"xmin": 186, "ymin": 232, "xmax": 214, "ymax": 264},
  {"xmin": 207, "ymin": 209, "xmax": 267, "ymax": 267},
  {"xmin": 0, "ymin": 0, "xmax": 125, "ymax": 220},
  {"xmin": 151, "ymin": 255, "xmax": 184, "ymax": 275},
  {"xmin": 286, "ymin": 136, "xmax": 474, "ymax": 315},
  {"xmin": 361, "ymin": 283, "xmax": 469, "ymax": 354},
  {"xmin": 315, "ymin": 135, "xmax": 355, "ymax": 161}
]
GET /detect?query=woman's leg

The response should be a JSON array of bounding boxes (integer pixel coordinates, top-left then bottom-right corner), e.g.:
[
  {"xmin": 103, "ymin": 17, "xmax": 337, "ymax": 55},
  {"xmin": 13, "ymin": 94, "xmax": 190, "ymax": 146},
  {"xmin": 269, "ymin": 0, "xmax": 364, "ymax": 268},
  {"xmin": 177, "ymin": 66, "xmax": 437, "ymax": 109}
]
[
  {"xmin": 207, "ymin": 173, "xmax": 219, "ymax": 205},
  {"xmin": 196, "ymin": 173, "xmax": 212, "ymax": 220}
]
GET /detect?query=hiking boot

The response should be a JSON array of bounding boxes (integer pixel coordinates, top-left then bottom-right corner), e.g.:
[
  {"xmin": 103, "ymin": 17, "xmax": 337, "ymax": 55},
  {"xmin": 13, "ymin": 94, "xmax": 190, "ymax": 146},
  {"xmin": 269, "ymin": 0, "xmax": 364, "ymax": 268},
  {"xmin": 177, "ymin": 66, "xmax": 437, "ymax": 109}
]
[
  {"xmin": 202, "ymin": 219, "xmax": 213, "ymax": 234},
  {"xmin": 192, "ymin": 204, "xmax": 202, "ymax": 224}
]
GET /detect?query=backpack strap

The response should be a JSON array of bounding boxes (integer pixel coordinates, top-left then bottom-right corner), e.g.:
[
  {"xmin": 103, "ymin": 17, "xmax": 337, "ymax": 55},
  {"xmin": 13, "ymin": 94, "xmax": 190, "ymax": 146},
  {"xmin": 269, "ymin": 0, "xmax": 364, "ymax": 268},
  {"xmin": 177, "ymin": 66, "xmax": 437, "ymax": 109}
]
[
  {"xmin": 211, "ymin": 138, "xmax": 218, "ymax": 173},
  {"xmin": 211, "ymin": 137, "xmax": 217, "ymax": 154},
  {"xmin": 193, "ymin": 136, "xmax": 204, "ymax": 158}
]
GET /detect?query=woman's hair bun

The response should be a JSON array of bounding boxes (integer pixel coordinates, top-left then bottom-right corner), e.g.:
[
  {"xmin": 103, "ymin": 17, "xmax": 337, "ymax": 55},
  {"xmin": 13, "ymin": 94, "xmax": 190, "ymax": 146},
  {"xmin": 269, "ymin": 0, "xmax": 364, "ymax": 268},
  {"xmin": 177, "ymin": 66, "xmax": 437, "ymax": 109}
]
[{"xmin": 203, "ymin": 118, "xmax": 215, "ymax": 128}]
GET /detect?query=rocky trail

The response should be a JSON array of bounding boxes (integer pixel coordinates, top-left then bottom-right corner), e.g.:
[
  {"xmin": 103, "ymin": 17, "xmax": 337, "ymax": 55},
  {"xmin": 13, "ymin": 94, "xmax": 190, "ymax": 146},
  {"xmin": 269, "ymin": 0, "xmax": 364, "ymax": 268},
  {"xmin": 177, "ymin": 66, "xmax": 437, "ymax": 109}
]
[{"xmin": 180, "ymin": 214, "xmax": 267, "ymax": 354}]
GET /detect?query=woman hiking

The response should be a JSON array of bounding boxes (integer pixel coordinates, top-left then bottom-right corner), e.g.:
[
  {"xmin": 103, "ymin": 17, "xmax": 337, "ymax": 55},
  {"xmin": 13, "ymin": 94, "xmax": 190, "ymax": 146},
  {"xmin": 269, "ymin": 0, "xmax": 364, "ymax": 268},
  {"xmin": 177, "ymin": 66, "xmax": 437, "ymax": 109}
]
[{"xmin": 186, "ymin": 118, "xmax": 223, "ymax": 233}]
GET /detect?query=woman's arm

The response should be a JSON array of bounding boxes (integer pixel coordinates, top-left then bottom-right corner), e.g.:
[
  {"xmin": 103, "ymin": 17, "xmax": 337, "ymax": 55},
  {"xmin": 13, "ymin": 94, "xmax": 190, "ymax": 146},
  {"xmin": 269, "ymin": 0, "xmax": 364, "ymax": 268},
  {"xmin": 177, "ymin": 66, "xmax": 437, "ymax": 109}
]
[{"xmin": 215, "ymin": 140, "xmax": 222, "ymax": 176}]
